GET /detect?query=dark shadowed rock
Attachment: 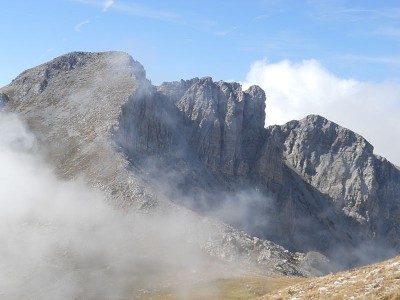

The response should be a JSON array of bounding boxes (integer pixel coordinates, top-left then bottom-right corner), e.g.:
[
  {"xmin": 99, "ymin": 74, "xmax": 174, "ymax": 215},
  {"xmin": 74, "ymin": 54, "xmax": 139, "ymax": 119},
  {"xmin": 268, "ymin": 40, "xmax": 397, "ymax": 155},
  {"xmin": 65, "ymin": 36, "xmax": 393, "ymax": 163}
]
[
  {"xmin": 0, "ymin": 93, "xmax": 8, "ymax": 108},
  {"xmin": 160, "ymin": 78, "xmax": 266, "ymax": 178}
]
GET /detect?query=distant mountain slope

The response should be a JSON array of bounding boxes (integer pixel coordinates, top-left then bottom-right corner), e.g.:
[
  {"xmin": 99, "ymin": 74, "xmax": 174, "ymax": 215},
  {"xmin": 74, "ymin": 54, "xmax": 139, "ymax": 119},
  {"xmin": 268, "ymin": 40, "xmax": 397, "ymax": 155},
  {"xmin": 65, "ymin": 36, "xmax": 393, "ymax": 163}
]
[{"xmin": 1, "ymin": 51, "xmax": 399, "ymax": 274}]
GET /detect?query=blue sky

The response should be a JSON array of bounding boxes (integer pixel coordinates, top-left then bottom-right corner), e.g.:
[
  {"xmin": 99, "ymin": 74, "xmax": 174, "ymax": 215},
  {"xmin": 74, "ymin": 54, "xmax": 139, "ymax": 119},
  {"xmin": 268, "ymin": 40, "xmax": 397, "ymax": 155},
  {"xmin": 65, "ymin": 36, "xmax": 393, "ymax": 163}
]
[
  {"xmin": 2, "ymin": 0, "xmax": 400, "ymax": 164},
  {"xmin": 1, "ymin": 0, "xmax": 400, "ymax": 86}
]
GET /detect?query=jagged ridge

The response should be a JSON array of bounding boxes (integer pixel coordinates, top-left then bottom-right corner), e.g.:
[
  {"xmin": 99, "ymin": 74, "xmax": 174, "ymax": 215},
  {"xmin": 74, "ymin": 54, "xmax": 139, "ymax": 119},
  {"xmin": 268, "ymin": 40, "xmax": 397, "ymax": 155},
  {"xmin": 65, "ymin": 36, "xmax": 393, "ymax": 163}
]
[
  {"xmin": 1, "ymin": 51, "xmax": 400, "ymax": 273},
  {"xmin": 0, "ymin": 51, "xmax": 321, "ymax": 277}
]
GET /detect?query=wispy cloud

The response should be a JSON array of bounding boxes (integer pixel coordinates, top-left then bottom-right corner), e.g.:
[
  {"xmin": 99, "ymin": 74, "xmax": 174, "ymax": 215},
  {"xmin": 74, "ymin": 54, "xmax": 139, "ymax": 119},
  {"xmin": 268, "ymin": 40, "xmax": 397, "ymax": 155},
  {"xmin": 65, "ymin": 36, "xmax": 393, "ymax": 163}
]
[
  {"xmin": 71, "ymin": 0, "xmax": 223, "ymax": 36},
  {"xmin": 339, "ymin": 54, "xmax": 400, "ymax": 66},
  {"xmin": 111, "ymin": 2, "xmax": 180, "ymax": 22},
  {"xmin": 73, "ymin": 0, "xmax": 180, "ymax": 22},
  {"xmin": 102, "ymin": 0, "xmax": 114, "ymax": 11},
  {"xmin": 36, "ymin": 48, "xmax": 54, "ymax": 63},
  {"xmin": 307, "ymin": 1, "xmax": 400, "ymax": 22},
  {"xmin": 214, "ymin": 26, "xmax": 238, "ymax": 37},
  {"xmin": 74, "ymin": 20, "xmax": 90, "ymax": 32},
  {"xmin": 252, "ymin": 14, "xmax": 272, "ymax": 22}
]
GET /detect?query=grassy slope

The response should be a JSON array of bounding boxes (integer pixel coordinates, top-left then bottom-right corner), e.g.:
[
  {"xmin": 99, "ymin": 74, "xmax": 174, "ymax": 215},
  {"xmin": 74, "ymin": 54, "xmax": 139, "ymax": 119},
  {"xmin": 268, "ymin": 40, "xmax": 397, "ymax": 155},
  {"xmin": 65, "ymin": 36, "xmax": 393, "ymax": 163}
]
[
  {"xmin": 130, "ymin": 276, "xmax": 305, "ymax": 300},
  {"xmin": 129, "ymin": 256, "xmax": 400, "ymax": 299},
  {"xmin": 260, "ymin": 255, "xmax": 400, "ymax": 300}
]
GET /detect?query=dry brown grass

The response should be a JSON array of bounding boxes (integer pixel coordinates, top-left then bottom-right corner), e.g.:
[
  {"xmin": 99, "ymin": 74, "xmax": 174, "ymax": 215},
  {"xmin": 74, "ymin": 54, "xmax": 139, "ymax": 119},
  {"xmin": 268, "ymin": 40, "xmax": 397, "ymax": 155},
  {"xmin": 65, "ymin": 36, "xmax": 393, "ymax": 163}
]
[
  {"xmin": 130, "ymin": 275, "xmax": 305, "ymax": 300},
  {"xmin": 260, "ymin": 256, "xmax": 400, "ymax": 300},
  {"xmin": 129, "ymin": 256, "xmax": 400, "ymax": 299}
]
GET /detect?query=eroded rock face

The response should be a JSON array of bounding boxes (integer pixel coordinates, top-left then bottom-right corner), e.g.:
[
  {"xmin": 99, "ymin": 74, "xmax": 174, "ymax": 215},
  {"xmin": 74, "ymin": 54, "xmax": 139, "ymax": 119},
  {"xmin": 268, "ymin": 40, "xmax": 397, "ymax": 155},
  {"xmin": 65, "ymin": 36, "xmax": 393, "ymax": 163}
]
[
  {"xmin": 154, "ymin": 80, "xmax": 400, "ymax": 267},
  {"xmin": 0, "ymin": 51, "xmax": 154, "ymax": 209},
  {"xmin": 280, "ymin": 115, "xmax": 377, "ymax": 222},
  {"xmin": 175, "ymin": 78, "xmax": 266, "ymax": 178},
  {"xmin": 1, "ymin": 51, "xmax": 399, "ymax": 273},
  {"xmin": 0, "ymin": 51, "xmax": 316, "ymax": 277},
  {"xmin": 276, "ymin": 115, "xmax": 400, "ymax": 254}
]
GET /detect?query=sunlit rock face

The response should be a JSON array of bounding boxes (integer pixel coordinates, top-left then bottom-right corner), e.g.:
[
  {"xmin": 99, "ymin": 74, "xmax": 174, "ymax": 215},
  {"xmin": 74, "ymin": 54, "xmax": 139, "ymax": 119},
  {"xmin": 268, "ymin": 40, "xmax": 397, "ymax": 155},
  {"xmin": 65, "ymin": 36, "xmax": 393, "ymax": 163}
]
[
  {"xmin": 156, "ymin": 78, "xmax": 400, "ymax": 267},
  {"xmin": 2, "ymin": 51, "xmax": 400, "ymax": 273},
  {"xmin": 0, "ymin": 51, "xmax": 317, "ymax": 278},
  {"xmin": 142, "ymin": 78, "xmax": 400, "ymax": 268},
  {"xmin": 275, "ymin": 114, "xmax": 400, "ymax": 263}
]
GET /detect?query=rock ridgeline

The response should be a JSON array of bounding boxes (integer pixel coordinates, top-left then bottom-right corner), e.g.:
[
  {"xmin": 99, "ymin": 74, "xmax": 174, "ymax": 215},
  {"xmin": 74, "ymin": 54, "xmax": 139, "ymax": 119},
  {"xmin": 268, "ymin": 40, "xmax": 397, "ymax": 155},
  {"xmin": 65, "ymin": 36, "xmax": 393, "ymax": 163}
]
[
  {"xmin": 0, "ymin": 51, "xmax": 323, "ymax": 277},
  {"xmin": 1, "ymin": 51, "xmax": 399, "ymax": 273},
  {"xmin": 117, "ymin": 64, "xmax": 400, "ymax": 268}
]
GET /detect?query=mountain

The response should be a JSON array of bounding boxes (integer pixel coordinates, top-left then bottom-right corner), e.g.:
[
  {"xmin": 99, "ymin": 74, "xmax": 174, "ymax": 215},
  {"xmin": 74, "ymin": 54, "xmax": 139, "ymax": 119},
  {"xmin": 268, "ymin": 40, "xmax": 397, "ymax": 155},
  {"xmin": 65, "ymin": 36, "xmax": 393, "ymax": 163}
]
[
  {"xmin": 0, "ymin": 51, "xmax": 316, "ymax": 279},
  {"xmin": 115, "ymin": 62, "xmax": 400, "ymax": 268},
  {"xmin": 1, "ymin": 51, "xmax": 399, "ymax": 277}
]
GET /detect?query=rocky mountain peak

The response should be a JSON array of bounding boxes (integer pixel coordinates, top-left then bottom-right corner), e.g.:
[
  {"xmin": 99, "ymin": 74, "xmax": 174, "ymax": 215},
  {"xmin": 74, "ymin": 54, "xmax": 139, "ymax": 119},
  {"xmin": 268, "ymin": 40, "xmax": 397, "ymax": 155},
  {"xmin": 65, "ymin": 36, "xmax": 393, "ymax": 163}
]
[
  {"xmin": 284, "ymin": 114, "xmax": 374, "ymax": 162},
  {"xmin": 1, "ymin": 51, "xmax": 400, "ymax": 274},
  {"xmin": 163, "ymin": 77, "xmax": 266, "ymax": 177}
]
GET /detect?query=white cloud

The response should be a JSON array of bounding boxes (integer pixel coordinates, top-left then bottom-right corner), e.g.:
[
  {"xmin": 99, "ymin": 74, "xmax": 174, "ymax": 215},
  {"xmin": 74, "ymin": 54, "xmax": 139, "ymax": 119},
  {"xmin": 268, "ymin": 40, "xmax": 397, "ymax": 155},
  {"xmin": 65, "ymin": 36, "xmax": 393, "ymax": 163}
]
[
  {"xmin": 0, "ymin": 112, "xmax": 220, "ymax": 299},
  {"xmin": 243, "ymin": 59, "xmax": 400, "ymax": 165},
  {"xmin": 102, "ymin": 0, "xmax": 114, "ymax": 11},
  {"xmin": 74, "ymin": 19, "xmax": 90, "ymax": 32}
]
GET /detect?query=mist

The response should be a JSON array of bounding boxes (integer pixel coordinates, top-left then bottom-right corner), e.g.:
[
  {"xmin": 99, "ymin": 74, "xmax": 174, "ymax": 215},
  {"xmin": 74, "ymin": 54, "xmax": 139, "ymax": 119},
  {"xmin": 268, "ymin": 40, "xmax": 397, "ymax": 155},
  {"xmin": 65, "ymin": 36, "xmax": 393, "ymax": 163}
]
[
  {"xmin": 0, "ymin": 112, "xmax": 228, "ymax": 299},
  {"xmin": 243, "ymin": 58, "xmax": 400, "ymax": 166}
]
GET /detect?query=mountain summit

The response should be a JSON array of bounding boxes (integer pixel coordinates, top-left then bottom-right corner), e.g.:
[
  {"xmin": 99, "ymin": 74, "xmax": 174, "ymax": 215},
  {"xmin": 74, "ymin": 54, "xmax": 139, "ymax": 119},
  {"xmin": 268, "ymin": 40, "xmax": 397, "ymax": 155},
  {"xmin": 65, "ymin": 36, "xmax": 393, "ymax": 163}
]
[{"xmin": 1, "ymin": 51, "xmax": 399, "ymax": 273}]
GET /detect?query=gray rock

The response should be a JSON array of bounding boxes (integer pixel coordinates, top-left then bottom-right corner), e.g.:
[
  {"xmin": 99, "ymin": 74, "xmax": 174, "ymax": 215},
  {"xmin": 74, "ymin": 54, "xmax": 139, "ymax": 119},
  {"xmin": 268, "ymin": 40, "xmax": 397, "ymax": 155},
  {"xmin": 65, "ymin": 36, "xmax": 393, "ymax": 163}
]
[
  {"xmin": 0, "ymin": 51, "xmax": 315, "ymax": 277},
  {"xmin": 1, "ymin": 51, "xmax": 152, "ymax": 209},
  {"xmin": 154, "ymin": 81, "xmax": 400, "ymax": 268},
  {"xmin": 0, "ymin": 93, "xmax": 8, "ymax": 108},
  {"xmin": 160, "ymin": 78, "xmax": 266, "ymax": 178},
  {"xmin": 2, "ymin": 51, "xmax": 399, "ymax": 274}
]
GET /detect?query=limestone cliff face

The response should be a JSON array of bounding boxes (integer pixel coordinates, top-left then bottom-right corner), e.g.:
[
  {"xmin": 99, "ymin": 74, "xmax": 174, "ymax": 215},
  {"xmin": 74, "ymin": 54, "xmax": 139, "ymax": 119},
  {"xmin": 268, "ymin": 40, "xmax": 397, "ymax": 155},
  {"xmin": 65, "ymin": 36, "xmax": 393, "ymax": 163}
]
[
  {"xmin": 1, "ymin": 51, "xmax": 400, "ymax": 272},
  {"xmin": 277, "ymin": 115, "xmax": 400, "ymax": 250},
  {"xmin": 280, "ymin": 115, "xmax": 378, "ymax": 222},
  {"xmin": 158, "ymin": 78, "xmax": 271, "ymax": 181},
  {"xmin": 0, "ymin": 51, "xmax": 316, "ymax": 277},
  {"xmin": 155, "ymin": 80, "xmax": 400, "ymax": 266}
]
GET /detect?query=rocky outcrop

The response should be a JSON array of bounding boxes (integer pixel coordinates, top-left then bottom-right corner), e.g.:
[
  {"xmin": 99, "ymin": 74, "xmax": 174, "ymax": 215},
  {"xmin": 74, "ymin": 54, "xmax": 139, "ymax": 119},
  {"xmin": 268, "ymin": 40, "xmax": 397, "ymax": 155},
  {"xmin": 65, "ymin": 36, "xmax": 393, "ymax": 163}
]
[
  {"xmin": 0, "ymin": 51, "xmax": 154, "ymax": 209},
  {"xmin": 155, "ymin": 81, "xmax": 400, "ymax": 268},
  {"xmin": 275, "ymin": 115, "xmax": 400, "ymax": 256},
  {"xmin": 1, "ymin": 51, "xmax": 399, "ymax": 273},
  {"xmin": 279, "ymin": 115, "xmax": 378, "ymax": 223},
  {"xmin": 0, "ymin": 51, "xmax": 320, "ymax": 277},
  {"xmin": 172, "ymin": 78, "xmax": 266, "ymax": 178},
  {"xmin": 114, "ymin": 71, "xmax": 400, "ymax": 268}
]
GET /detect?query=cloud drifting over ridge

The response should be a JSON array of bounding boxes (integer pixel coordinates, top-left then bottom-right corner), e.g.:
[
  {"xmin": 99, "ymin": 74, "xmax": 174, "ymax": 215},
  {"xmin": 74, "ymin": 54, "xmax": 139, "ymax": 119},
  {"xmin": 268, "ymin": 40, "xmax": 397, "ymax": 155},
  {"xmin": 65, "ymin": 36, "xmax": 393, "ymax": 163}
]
[
  {"xmin": 0, "ymin": 112, "xmax": 219, "ymax": 299},
  {"xmin": 243, "ymin": 59, "xmax": 400, "ymax": 166}
]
